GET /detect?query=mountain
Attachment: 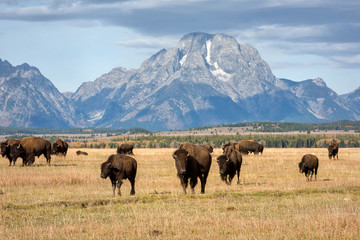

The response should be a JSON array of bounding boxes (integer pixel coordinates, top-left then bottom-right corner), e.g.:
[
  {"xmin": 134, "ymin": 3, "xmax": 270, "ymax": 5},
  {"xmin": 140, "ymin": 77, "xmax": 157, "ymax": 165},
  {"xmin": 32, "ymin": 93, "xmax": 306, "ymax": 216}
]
[
  {"xmin": 0, "ymin": 59, "xmax": 80, "ymax": 128},
  {"xmin": 72, "ymin": 32, "xmax": 360, "ymax": 130},
  {"xmin": 1, "ymin": 32, "xmax": 359, "ymax": 130},
  {"xmin": 341, "ymin": 87, "xmax": 360, "ymax": 114}
]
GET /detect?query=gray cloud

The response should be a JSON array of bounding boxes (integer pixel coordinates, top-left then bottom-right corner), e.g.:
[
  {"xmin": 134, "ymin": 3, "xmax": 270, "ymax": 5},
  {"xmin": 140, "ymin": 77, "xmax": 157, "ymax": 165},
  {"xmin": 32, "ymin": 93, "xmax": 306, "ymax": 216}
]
[{"xmin": 0, "ymin": 0, "xmax": 359, "ymax": 68}]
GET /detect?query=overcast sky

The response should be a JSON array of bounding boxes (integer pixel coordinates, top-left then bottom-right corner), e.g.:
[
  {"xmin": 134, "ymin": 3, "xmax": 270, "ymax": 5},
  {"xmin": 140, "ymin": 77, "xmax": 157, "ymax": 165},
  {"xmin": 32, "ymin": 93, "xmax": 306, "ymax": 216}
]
[{"xmin": 0, "ymin": 0, "xmax": 359, "ymax": 94}]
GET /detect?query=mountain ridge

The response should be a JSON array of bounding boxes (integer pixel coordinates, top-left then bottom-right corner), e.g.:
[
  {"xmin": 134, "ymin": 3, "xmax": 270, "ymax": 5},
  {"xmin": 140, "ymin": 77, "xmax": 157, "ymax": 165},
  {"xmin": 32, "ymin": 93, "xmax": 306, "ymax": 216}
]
[{"xmin": 1, "ymin": 32, "xmax": 359, "ymax": 130}]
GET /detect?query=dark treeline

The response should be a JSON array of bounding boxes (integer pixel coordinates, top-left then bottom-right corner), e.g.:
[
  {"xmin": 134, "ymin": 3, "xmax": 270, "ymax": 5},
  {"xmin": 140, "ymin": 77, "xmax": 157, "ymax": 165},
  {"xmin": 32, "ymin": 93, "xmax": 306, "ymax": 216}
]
[
  {"xmin": 109, "ymin": 134, "xmax": 360, "ymax": 149},
  {"xmin": 190, "ymin": 120, "xmax": 360, "ymax": 132}
]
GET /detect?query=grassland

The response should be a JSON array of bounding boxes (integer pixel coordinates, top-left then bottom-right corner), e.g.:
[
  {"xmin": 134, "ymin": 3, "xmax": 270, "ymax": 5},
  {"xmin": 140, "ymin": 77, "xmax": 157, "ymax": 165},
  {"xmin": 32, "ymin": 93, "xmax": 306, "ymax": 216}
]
[{"xmin": 1, "ymin": 148, "xmax": 360, "ymax": 239}]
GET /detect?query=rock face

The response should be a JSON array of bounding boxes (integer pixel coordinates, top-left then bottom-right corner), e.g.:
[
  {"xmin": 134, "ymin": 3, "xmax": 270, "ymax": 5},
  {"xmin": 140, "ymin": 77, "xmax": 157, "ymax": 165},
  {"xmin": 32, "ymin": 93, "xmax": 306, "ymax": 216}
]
[
  {"xmin": 0, "ymin": 59, "xmax": 79, "ymax": 128},
  {"xmin": 71, "ymin": 32, "xmax": 359, "ymax": 130},
  {"xmin": 1, "ymin": 32, "xmax": 359, "ymax": 130}
]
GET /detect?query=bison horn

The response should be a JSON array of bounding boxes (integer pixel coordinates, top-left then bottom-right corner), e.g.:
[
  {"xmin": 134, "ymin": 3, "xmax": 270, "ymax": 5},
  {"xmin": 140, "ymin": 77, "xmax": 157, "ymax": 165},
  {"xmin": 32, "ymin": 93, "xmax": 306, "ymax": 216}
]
[
  {"xmin": 17, "ymin": 144, "xmax": 20, "ymax": 149},
  {"xmin": 172, "ymin": 153, "xmax": 177, "ymax": 159}
]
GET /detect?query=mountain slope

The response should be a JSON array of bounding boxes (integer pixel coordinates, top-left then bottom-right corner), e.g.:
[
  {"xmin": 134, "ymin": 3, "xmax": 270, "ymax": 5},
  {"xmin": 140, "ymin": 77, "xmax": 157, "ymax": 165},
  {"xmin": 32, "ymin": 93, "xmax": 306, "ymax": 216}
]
[
  {"xmin": 0, "ymin": 59, "xmax": 79, "ymax": 128},
  {"xmin": 72, "ymin": 32, "xmax": 359, "ymax": 130}
]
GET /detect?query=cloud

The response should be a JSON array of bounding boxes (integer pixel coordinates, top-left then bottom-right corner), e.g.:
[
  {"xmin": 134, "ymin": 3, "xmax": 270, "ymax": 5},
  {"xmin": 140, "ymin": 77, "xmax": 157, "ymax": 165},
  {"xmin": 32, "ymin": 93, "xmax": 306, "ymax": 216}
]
[
  {"xmin": 0, "ymin": 0, "xmax": 359, "ymax": 69},
  {"xmin": 115, "ymin": 36, "xmax": 178, "ymax": 49}
]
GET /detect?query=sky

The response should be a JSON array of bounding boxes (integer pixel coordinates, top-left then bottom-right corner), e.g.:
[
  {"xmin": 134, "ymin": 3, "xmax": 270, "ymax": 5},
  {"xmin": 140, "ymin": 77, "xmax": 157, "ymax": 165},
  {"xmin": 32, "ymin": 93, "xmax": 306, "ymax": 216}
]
[{"xmin": 0, "ymin": 0, "xmax": 359, "ymax": 95}]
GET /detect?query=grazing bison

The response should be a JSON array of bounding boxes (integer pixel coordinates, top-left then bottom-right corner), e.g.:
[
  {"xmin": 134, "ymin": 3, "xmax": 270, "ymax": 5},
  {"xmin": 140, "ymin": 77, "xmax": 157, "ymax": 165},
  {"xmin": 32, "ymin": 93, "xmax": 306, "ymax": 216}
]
[
  {"xmin": 327, "ymin": 141, "xmax": 339, "ymax": 160},
  {"xmin": 19, "ymin": 137, "xmax": 52, "ymax": 165},
  {"xmin": 173, "ymin": 142, "xmax": 212, "ymax": 194},
  {"xmin": 100, "ymin": 154, "xmax": 137, "ymax": 197},
  {"xmin": 223, "ymin": 140, "xmax": 263, "ymax": 155},
  {"xmin": 1, "ymin": 139, "xmax": 20, "ymax": 166},
  {"xmin": 53, "ymin": 139, "xmax": 69, "ymax": 156},
  {"xmin": 76, "ymin": 150, "xmax": 88, "ymax": 155},
  {"xmin": 116, "ymin": 144, "xmax": 134, "ymax": 155},
  {"xmin": 298, "ymin": 154, "xmax": 319, "ymax": 181},
  {"xmin": 217, "ymin": 146, "xmax": 242, "ymax": 185}
]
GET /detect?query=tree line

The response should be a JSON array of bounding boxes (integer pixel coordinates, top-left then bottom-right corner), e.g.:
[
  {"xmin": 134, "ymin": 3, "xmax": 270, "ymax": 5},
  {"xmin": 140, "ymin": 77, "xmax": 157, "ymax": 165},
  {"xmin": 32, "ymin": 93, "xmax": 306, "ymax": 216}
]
[{"xmin": 68, "ymin": 134, "xmax": 360, "ymax": 149}]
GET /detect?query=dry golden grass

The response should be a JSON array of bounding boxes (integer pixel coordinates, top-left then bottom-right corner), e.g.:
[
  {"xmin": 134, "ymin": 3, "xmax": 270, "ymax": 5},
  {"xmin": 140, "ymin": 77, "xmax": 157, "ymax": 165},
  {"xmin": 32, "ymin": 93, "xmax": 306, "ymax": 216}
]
[{"xmin": 1, "ymin": 147, "xmax": 360, "ymax": 239}]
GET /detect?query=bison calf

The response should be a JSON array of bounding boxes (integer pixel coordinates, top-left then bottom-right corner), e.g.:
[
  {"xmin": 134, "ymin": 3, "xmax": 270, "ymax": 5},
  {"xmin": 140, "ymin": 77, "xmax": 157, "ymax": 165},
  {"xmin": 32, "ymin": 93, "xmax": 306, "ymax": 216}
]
[
  {"xmin": 100, "ymin": 154, "xmax": 137, "ymax": 197},
  {"xmin": 298, "ymin": 154, "xmax": 319, "ymax": 181}
]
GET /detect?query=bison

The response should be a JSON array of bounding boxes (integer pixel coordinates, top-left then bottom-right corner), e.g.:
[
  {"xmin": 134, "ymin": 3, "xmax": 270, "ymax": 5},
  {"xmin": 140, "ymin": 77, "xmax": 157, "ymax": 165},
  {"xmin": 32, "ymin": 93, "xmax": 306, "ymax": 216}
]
[
  {"xmin": 1, "ymin": 139, "xmax": 20, "ymax": 166},
  {"xmin": 298, "ymin": 154, "xmax": 319, "ymax": 181},
  {"xmin": 9, "ymin": 143, "xmax": 26, "ymax": 165},
  {"xmin": 217, "ymin": 146, "xmax": 242, "ymax": 185},
  {"xmin": 53, "ymin": 139, "xmax": 69, "ymax": 156},
  {"xmin": 223, "ymin": 140, "xmax": 263, "ymax": 155},
  {"xmin": 19, "ymin": 137, "xmax": 52, "ymax": 165},
  {"xmin": 327, "ymin": 141, "xmax": 339, "ymax": 160},
  {"xmin": 199, "ymin": 143, "xmax": 213, "ymax": 153},
  {"xmin": 100, "ymin": 154, "xmax": 137, "ymax": 197},
  {"xmin": 173, "ymin": 142, "xmax": 212, "ymax": 194},
  {"xmin": 76, "ymin": 150, "xmax": 88, "ymax": 155},
  {"xmin": 116, "ymin": 144, "xmax": 134, "ymax": 155}
]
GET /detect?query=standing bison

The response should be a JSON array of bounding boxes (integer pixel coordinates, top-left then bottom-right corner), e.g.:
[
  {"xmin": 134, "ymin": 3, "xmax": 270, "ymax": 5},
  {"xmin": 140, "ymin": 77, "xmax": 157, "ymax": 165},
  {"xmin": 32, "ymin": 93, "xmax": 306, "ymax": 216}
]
[
  {"xmin": 101, "ymin": 154, "xmax": 137, "ymax": 197},
  {"xmin": 19, "ymin": 137, "xmax": 52, "ymax": 165},
  {"xmin": 217, "ymin": 145, "xmax": 242, "ymax": 185},
  {"xmin": 53, "ymin": 139, "xmax": 69, "ymax": 156},
  {"xmin": 173, "ymin": 142, "xmax": 212, "ymax": 194},
  {"xmin": 223, "ymin": 140, "xmax": 263, "ymax": 155},
  {"xmin": 116, "ymin": 144, "xmax": 134, "ymax": 155},
  {"xmin": 298, "ymin": 154, "xmax": 319, "ymax": 181},
  {"xmin": 327, "ymin": 141, "xmax": 339, "ymax": 160},
  {"xmin": 1, "ymin": 139, "xmax": 20, "ymax": 166}
]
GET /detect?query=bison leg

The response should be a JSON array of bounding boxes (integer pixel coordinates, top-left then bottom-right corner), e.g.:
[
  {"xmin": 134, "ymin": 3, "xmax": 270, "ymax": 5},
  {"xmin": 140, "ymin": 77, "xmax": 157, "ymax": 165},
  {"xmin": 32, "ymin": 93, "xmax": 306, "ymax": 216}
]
[
  {"xmin": 26, "ymin": 154, "xmax": 35, "ymax": 166},
  {"xmin": 180, "ymin": 177, "xmax": 188, "ymax": 194},
  {"xmin": 111, "ymin": 180, "xmax": 117, "ymax": 197},
  {"xmin": 237, "ymin": 170, "xmax": 240, "ymax": 184},
  {"xmin": 199, "ymin": 173, "xmax": 208, "ymax": 194},
  {"xmin": 117, "ymin": 180, "xmax": 123, "ymax": 196},
  {"xmin": 129, "ymin": 178, "xmax": 135, "ymax": 195},
  {"xmin": 190, "ymin": 177, "xmax": 198, "ymax": 194}
]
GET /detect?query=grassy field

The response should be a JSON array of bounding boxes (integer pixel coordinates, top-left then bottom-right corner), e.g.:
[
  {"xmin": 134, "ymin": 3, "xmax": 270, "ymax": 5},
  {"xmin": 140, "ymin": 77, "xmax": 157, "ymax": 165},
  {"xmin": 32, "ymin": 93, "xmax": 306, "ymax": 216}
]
[{"xmin": 1, "ymin": 147, "xmax": 359, "ymax": 239}]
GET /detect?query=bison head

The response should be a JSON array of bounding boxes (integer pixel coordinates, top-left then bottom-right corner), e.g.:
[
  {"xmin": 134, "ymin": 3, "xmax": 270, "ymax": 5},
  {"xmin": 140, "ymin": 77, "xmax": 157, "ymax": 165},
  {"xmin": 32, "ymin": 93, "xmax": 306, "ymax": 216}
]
[
  {"xmin": 100, "ymin": 161, "xmax": 112, "ymax": 179},
  {"xmin": 9, "ymin": 143, "xmax": 25, "ymax": 159},
  {"xmin": 298, "ymin": 162, "xmax": 308, "ymax": 174},
  {"xmin": 1, "ymin": 142, "xmax": 9, "ymax": 157},
  {"xmin": 217, "ymin": 155, "xmax": 232, "ymax": 181},
  {"xmin": 173, "ymin": 149, "xmax": 189, "ymax": 176},
  {"xmin": 52, "ymin": 143, "xmax": 61, "ymax": 154}
]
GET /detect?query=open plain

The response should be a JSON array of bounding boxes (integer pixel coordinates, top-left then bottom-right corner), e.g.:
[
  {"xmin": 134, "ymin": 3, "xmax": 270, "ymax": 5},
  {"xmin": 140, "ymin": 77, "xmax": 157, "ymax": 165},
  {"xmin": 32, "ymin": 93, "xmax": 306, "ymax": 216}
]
[{"xmin": 1, "ymin": 148, "xmax": 360, "ymax": 239}]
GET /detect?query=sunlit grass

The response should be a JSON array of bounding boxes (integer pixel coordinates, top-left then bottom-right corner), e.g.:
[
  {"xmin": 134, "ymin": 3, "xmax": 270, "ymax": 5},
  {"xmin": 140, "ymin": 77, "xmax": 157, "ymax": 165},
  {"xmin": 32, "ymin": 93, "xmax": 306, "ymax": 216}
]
[{"xmin": 1, "ymin": 148, "xmax": 360, "ymax": 239}]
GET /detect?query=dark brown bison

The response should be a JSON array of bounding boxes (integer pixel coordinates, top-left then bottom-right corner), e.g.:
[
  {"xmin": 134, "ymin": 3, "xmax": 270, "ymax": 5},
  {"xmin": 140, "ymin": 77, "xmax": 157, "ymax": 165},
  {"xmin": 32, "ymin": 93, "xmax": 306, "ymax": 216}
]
[
  {"xmin": 1, "ymin": 139, "xmax": 20, "ymax": 166},
  {"xmin": 76, "ymin": 150, "xmax": 88, "ymax": 155},
  {"xmin": 173, "ymin": 142, "xmax": 212, "ymax": 194},
  {"xmin": 100, "ymin": 154, "xmax": 137, "ymax": 197},
  {"xmin": 327, "ymin": 141, "xmax": 339, "ymax": 160},
  {"xmin": 53, "ymin": 139, "xmax": 69, "ymax": 156},
  {"xmin": 9, "ymin": 143, "xmax": 26, "ymax": 165},
  {"xmin": 116, "ymin": 144, "xmax": 134, "ymax": 155},
  {"xmin": 217, "ymin": 146, "xmax": 242, "ymax": 185},
  {"xmin": 298, "ymin": 154, "xmax": 319, "ymax": 181},
  {"xmin": 19, "ymin": 137, "xmax": 52, "ymax": 165}
]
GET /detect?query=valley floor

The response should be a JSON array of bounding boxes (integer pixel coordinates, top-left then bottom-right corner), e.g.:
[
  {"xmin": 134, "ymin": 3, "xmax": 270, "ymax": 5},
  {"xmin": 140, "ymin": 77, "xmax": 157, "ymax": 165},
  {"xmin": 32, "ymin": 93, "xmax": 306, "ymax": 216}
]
[{"xmin": 1, "ymin": 148, "xmax": 359, "ymax": 239}]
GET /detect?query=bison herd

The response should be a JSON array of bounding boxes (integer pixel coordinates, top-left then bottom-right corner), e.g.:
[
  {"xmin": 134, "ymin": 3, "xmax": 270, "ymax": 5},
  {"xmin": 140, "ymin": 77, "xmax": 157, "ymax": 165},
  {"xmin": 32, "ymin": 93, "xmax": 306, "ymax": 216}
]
[
  {"xmin": 1, "ymin": 137, "xmax": 68, "ymax": 166},
  {"xmin": 1, "ymin": 138, "xmax": 341, "ymax": 196}
]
